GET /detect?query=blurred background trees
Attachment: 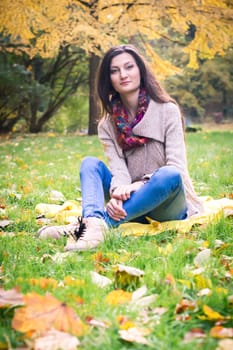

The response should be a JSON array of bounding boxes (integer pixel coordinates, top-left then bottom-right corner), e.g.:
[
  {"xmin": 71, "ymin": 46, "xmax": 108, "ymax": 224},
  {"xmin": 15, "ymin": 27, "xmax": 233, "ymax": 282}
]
[{"xmin": 0, "ymin": 0, "xmax": 232, "ymax": 134}]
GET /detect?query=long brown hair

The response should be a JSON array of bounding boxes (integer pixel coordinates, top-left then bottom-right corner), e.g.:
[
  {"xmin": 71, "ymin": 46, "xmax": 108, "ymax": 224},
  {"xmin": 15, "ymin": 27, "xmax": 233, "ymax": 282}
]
[{"xmin": 96, "ymin": 44, "xmax": 177, "ymax": 116}]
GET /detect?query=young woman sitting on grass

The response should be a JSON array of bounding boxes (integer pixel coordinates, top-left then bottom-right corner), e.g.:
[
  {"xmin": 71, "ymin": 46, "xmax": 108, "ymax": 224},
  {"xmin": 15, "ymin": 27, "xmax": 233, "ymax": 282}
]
[{"xmin": 38, "ymin": 44, "xmax": 204, "ymax": 250}]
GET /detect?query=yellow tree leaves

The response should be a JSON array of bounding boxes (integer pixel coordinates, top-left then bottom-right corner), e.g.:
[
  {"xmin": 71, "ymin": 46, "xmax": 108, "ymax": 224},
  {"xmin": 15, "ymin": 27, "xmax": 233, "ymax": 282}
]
[{"xmin": 0, "ymin": 0, "xmax": 232, "ymax": 70}]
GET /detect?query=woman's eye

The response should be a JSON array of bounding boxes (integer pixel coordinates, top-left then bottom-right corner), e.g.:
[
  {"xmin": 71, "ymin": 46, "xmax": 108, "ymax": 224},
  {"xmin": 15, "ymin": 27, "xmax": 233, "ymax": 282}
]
[
  {"xmin": 126, "ymin": 64, "xmax": 134, "ymax": 70},
  {"xmin": 110, "ymin": 68, "xmax": 118, "ymax": 74}
]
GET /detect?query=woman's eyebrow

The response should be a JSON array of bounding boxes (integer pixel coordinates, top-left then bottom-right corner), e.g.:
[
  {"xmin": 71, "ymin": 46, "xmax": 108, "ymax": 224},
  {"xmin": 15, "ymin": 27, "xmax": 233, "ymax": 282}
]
[{"xmin": 110, "ymin": 61, "xmax": 133, "ymax": 68}]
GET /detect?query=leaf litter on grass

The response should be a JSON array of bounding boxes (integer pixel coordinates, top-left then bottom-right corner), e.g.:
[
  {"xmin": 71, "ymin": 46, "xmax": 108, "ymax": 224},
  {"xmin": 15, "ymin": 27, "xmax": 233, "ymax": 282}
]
[{"xmin": 0, "ymin": 133, "xmax": 233, "ymax": 349}]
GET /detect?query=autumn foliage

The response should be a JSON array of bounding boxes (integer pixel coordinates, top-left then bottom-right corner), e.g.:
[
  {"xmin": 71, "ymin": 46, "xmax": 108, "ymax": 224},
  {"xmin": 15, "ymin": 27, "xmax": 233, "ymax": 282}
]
[{"xmin": 0, "ymin": 0, "xmax": 233, "ymax": 72}]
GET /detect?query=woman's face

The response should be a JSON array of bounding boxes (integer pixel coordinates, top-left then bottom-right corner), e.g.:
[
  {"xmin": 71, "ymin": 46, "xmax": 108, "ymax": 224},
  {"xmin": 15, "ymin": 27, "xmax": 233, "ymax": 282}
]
[{"xmin": 110, "ymin": 52, "xmax": 141, "ymax": 96}]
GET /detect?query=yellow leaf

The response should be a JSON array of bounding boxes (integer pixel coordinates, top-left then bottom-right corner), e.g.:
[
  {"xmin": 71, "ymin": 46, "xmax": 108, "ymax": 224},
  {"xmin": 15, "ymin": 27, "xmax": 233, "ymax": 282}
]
[
  {"xmin": 194, "ymin": 275, "xmax": 212, "ymax": 290},
  {"xmin": 158, "ymin": 243, "xmax": 173, "ymax": 256},
  {"xmin": 177, "ymin": 279, "xmax": 192, "ymax": 289},
  {"xmin": 199, "ymin": 305, "xmax": 227, "ymax": 321},
  {"xmin": 105, "ymin": 290, "xmax": 132, "ymax": 305},
  {"xmin": 114, "ymin": 264, "xmax": 144, "ymax": 289},
  {"xmin": 117, "ymin": 315, "xmax": 136, "ymax": 330},
  {"xmin": 63, "ymin": 276, "xmax": 85, "ymax": 287}
]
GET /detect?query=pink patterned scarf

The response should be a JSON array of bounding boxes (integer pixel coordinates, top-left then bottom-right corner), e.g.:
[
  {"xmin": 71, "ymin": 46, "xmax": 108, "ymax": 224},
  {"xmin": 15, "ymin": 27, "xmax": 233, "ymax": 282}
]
[{"xmin": 111, "ymin": 88, "xmax": 150, "ymax": 150}]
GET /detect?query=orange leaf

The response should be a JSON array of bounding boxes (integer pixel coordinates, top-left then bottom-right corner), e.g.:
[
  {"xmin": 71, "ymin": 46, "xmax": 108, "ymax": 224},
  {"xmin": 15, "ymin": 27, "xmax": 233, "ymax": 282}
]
[
  {"xmin": 0, "ymin": 288, "xmax": 24, "ymax": 308},
  {"xmin": 210, "ymin": 326, "xmax": 233, "ymax": 338},
  {"xmin": 105, "ymin": 289, "xmax": 132, "ymax": 305},
  {"xmin": 12, "ymin": 292, "xmax": 86, "ymax": 337},
  {"xmin": 29, "ymin": 277, "xmax": 58, "ymax": 289}
]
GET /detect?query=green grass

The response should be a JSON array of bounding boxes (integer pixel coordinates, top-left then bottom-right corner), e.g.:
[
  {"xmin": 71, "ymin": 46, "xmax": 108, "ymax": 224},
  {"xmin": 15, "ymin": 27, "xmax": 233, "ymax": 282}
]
[{"xmin": 0, "ymin": 131, "xmax": 232, "ymax": 349}]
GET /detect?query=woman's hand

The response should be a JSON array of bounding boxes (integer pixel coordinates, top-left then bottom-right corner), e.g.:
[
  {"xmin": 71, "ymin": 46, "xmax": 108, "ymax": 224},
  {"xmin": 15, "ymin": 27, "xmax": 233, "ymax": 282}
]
[
  {"xmin": 106, "ymin": 198, "xmax": 126, "ymax": 221},
  {"xmin": 111, "ymin": 181, "xmax": 144, "ymax": 201}
]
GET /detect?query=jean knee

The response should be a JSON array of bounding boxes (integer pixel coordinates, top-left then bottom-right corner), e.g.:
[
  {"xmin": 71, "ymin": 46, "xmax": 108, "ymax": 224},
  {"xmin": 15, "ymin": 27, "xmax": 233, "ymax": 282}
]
[
  {"xmin": 162, "ymin": 165, "xmax": 182, "ymax": 190},
  {"xmin": 151, "ymin": 165, "xmax": 182, "ymax": 192},
  {"xmin": 80, "ymin": 156, "xmax": 100, "ymax": 175}
]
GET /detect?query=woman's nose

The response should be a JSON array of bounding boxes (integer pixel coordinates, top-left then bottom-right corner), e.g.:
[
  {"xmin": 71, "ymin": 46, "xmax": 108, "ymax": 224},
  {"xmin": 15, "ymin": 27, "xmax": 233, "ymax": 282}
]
[{"xmin": 120, "ymin": 69, "xmax": 127, "ymax": 78}]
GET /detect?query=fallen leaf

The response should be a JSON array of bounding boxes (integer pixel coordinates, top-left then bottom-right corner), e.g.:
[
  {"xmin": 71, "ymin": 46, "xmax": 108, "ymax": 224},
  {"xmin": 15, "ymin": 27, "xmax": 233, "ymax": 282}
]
[
  {"xmin": 41, "ymin": 252, "xmax": 74, "ymax": 264},
  {"xmin": 157, "ymin": 243, "xmax": 173, "ymax": 255},
  {"xmin": 210, "ymin": 326, "xmax": 233, "ymax": 338},
  {"xmin": 48, "ymin": 190, "xmax": 66, "ymax": 203},
  {"xmin": 216, "ymin": 339, "xmax": 233, "ymax": 350},
  {"xmin": 85, "ymin": 316, "xmax": 110, "ymax": 328},
  {"xmin": 105, "ymin": 290, "xmax": 132, "ymax": 305},
  {"xmin": 199, "ymin": 305, "xmax": 228, "ymax": 321},
  {"xmin": 197, "ymin": 288, "xmax": 212, "ymax": 297},
  {"xmin": 194, "ymin": 249, "xmax": 211, "ymax": 267},
  {"xmin": 183, "ymin": 328, "xmax": 206, "ymax": 343},
  {"xmin": 29, "ymin": 278, "xmax": 58, "ymax": 290},
  {"xmin": 114, "ymin": 264, "xmax": 144, "ymax": 289},
  {"xmin": 175, "ymin": 299, "xmax": 197, "ymax": 314},
  {"xmin": 165, "ymin": 273, "xmax": 176, "ymax": 285},
  {"xmin": 194, "ymin": 275, "xmax": 212, "ymax": 290},
  {"xmin": 12, "ymin": 292, "xmax": 86, "ymax": 337},
  {"xmin": 34, "ymin": 328, "xmax": 80, "ymax": 350},
  {"xmin": 63, "ymin": 276, "xmax": 85, "ymax": 287},
  {"xmin": 131, "ymin": 285, "xmax": 157, "ymax": 307},
  {"xmin": 119, "ymin": 327, "xmax": 151, "ymax": 345},
  {"xmin": 228, "ymin": 295, "xmax": 233, "ymax": 305},
  {"xmin": 0, "ymin": 220, "xmax": 14, "ymax": 228},
  {"xmin": 0, "ymin": 288, "xmax": 24, "ymax": 308},
  {"xmin": 90, "ymin": 271, "xmax": 112, "ymax": 288},
  {"xmin": 117, "ymin": 315, "xmax": 136, "ymax": 330}
]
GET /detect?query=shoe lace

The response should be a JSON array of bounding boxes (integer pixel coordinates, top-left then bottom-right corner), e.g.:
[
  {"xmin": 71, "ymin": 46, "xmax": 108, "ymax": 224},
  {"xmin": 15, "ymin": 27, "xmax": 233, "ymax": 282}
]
[{"xmin": 71, "ymin": 217, "xmax": 86, "ymax": 241}]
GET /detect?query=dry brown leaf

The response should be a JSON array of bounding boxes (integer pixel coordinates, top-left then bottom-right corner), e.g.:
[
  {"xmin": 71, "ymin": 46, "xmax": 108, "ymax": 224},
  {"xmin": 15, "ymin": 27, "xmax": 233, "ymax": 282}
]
[
  {"xmin": 0, "ymin": 288, "xmax": 24, "ymax": 308},
  {"xmin": 175, "ymin": 299, "xmax": 197, "ymax": 314},
  {"xmin": 34, "ymin": 328, "xmax": 80, "ymax": 350},
  {"xmin": 12, "ymin": 292, "xmax": 86, "ymax": 337}
]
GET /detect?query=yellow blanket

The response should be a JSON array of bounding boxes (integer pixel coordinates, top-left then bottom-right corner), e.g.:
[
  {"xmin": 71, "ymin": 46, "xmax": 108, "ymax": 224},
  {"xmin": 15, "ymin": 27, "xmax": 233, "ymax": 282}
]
[{"xmin": 35, "ymin": 197, "xmax": 233, "ymax": 237}]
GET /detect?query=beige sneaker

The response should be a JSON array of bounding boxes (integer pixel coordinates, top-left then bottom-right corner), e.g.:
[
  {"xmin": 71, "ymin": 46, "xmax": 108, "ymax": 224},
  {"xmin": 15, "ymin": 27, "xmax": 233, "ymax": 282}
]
[
  {"xmin": 37, "ymin": 217, "xmax": 85, "ymax": 240},
  {"xmin": 65, "ymin": 217, "xmax": 108, "ymax": 251}
]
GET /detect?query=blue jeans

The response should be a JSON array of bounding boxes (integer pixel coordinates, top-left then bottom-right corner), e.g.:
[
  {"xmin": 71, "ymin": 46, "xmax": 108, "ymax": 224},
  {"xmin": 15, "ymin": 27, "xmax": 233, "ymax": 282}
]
[{"xmin": 80, "ymin": 156, "xmax": 187, "ymax": 227}]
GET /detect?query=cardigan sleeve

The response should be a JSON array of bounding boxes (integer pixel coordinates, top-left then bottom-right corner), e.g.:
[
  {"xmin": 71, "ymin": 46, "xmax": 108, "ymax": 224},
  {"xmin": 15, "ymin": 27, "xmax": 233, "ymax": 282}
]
[
  {"xmin": 98, "ymin": 118, "xmax": 132, "ymax": 193},
  {"xmin": 164, "ymin": 103, "xmax": 204, "ymax": 216}
]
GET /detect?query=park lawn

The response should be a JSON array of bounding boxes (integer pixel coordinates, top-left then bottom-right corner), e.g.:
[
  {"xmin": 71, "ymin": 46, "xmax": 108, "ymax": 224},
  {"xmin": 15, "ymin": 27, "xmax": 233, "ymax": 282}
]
[{"xmin": 0, "ymin": 131, "xmax": 232, "ymax": 349}]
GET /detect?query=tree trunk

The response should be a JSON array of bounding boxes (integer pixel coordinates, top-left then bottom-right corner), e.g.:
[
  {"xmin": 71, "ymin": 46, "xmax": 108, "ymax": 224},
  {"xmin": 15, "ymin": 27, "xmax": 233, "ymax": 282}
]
[{"xmin": 88, "ymin": 53, "xmax": 100, "ymax": 135}]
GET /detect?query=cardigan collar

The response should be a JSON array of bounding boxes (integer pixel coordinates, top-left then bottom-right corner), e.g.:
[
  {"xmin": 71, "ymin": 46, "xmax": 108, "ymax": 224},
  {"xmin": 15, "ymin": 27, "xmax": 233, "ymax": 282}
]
[{"xmin": 132, "ymin": 100, "xmax": 165, "ymax": 143}]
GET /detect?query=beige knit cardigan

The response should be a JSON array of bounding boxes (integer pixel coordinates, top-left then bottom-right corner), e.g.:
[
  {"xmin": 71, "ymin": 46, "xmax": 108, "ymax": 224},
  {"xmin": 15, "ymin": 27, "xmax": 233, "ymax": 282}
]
[{"xmin": 98, "ymin": 100, "xmax": 204, "ymax": 217}]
